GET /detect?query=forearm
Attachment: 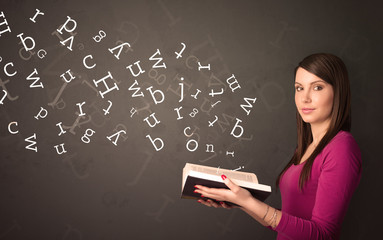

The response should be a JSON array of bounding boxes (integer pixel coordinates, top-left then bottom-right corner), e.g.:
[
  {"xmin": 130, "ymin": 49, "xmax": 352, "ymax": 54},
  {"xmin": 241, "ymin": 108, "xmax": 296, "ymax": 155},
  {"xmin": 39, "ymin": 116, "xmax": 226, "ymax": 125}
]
[{"xmin": 240, "ymin": 197, "xmax": 282, "ymax": 229}]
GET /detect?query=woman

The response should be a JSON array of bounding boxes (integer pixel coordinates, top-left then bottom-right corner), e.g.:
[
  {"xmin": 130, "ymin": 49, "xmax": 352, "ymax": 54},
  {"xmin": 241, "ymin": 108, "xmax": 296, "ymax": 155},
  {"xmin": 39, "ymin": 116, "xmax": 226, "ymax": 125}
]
[{"xmin": 194, "ymin": 53, "xmax": 362, "ymax": 239}]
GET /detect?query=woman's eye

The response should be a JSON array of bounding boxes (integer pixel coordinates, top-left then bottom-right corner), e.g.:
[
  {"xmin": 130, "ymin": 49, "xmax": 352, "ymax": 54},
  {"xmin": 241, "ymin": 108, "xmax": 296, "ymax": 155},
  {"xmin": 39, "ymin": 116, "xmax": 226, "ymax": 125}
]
[
  {"xmin": 295, "ymin": 86, "xmax": 303, "ymax": 91},
  {"xmin": 314, "ymin": 85, "xmax": 323, "ymax": 90}
]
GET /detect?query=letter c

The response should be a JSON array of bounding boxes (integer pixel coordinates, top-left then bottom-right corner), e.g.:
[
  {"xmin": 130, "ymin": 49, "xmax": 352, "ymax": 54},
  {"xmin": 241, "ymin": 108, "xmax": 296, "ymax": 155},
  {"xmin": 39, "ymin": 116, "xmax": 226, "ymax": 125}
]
[
  {"xmin": 8, "ymin": 121, "xmax": 19, "ymax": 134},
  {"xmin": 4, "ymin": 62, "xmax": 17, "ymax": 77},
  {"xmin": 83, "ymin": 55, "xmax": 96, "ymax": 69}
]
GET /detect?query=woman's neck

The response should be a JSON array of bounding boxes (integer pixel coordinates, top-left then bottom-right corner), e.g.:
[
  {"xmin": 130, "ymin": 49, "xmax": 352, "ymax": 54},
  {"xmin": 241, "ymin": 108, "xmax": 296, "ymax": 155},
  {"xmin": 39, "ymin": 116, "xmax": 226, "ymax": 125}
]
[{"xmin": 310, "ymin": 119, "xmax": 331, "ymax": 146}]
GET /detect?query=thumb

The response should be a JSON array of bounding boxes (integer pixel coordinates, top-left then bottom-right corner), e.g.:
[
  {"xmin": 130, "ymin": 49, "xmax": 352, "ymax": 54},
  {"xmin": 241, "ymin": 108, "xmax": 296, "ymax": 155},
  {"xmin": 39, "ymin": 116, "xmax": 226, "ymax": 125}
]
[{"xmin": 221, "ymin": 175, "xmax": 240, "ymax": 192}]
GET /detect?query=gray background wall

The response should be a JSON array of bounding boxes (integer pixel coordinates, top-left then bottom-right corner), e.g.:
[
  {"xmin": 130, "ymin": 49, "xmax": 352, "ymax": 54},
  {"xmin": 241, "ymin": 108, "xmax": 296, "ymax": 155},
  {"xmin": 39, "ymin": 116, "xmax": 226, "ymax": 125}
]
[{"xmin": 0, "ymin": 0, "xmax": 381, "ymax": 239}]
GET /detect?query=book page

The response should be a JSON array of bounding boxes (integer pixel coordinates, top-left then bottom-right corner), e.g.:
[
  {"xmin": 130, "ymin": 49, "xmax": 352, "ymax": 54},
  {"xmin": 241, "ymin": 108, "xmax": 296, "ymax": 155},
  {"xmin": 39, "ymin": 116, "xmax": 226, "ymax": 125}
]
[{"xmin": 186, "ymin": 163, "xmax": 258, "ymax": 184}]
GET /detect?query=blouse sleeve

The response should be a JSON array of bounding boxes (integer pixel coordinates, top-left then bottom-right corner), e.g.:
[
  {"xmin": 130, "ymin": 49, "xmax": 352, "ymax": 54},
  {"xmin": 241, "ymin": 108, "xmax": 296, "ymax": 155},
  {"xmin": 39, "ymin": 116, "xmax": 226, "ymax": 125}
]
[{"xmin": 273, "ymin": 135, "xmax": 362, "ymax": 239}]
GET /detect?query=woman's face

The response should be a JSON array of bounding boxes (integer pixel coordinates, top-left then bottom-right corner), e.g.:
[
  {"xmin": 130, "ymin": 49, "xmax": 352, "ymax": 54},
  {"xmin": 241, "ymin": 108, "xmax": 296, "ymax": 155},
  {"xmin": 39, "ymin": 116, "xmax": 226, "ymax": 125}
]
[{"xmin": 295, "ymin": 67, "xmax": 334, "ymax": 126}]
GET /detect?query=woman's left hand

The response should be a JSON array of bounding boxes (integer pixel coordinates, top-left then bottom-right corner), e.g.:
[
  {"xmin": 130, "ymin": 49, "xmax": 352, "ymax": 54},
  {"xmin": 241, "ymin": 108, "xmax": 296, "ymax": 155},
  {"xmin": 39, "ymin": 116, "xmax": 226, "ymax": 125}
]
[{"xmin": 194, "ymin": 175, "xmax": 253, "ymax": 208}]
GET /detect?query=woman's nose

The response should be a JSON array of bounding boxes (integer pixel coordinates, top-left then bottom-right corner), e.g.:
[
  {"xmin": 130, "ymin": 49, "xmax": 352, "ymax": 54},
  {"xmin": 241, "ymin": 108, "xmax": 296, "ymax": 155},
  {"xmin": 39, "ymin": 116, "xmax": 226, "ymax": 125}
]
[{"xmin": 302, "ymin": 90, "xmax": 311, "ymax": 103}]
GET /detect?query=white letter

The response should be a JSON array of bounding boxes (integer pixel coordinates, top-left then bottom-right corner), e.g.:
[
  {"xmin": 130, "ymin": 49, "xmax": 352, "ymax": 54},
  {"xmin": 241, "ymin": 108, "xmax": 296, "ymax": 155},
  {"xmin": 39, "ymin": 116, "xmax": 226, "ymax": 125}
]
[
  {"xmin": 54, "ymin": 143, "xmax": 67, "ymax": 155},
  {"xmin": 143, "ymin": 113, "xmax": 161, "ymax": 128},
  {"xmin": 57, "ymin": 16, "xmax": 77, "ymax": 34},
  {"xmin": 93, "ymin": 71, "xmax": 119, "ymax": 98},
  {"xmin": 126, "ymin": 60, "xmax": 145, "ymax": 77},
  {"xmin": 240, "ymin": 97, "xmax": 257, "ymax": 115},
  {"xmin": 30, "ymin": 9, "xmax": 44, "ymax": 23},
  {"xmin": 226, "ymin": 74, "xmax": 241, "ymax": 92},
  {"xmin": 146, "ymin": 135, "xmax": 164, "ymax": 151},
  {"xmin": 60, "ymin": 69, "xmax": 76, "ymax": 83},
  {"xmin": 17, "ymin": 33, "xmax": 36, "ymax": 52},
  {"xmin": 146, "ymin": 86, "xmax": 165, "ymax": 105},
  {"xmin": 56, "ymin": 122, "xmax": 66, "ymax": 136},
  {"xmin": 230, "ymin": 118, "xmax": 244, "ymax": 138},
  {"xmin": 81, "ymin": 128, "xmax": 96, "ymax": 144},
  {"xmin": 0, "ymin": 11, "xmax": 12, "ymax": 36},
  {"xmin": 149, "ymin": 49, "xmax": 167, "ymax": 69},
  {"xmin": 26, "ymin": 68, "xmax": 44, "ymax": 88},
  {"xmin": 186, "ymin": 139, "xmax": 198, "ymax": 152},
  {"xmin": 106, "ymin": 130, "xmax": 127, "ymax": 146},
  {"xmin": 109, "ymin": 42, "xmax": 131, "ymax": 60},
  {"xmin": 4, "ymin": 62, "xmax": 17, "ymax": 77},
  {"xmin": 34, "ymin": 107, "xmax": 48, "ymax": 120},
  {"xmin": 83, "ymin": 55, "xmax": 96, "ymax": 69},
  {"xmin": 76, "ymin": 101, "xmax": 86, "ymax": 116},
  {"xmin": 25, "ymin": 133, "xmax": 38, "ymax": 152},
  {"xmin": 174, "ymin": 106, "xmax": 183, "ymax": 120},
  {"xmin": 8, "ymin": 121, "xmax": 18, "ymax": 134},
  {"xmin": 128, "ymin": 80, "xmax": 144, "ymax": 97}
]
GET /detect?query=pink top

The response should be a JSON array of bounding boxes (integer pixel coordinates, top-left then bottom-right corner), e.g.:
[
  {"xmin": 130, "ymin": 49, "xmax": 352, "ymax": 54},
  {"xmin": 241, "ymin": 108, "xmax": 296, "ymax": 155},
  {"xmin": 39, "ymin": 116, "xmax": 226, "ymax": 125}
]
[{"xmin": 272, "ymin": 131, "xmax": 362, "ymax": 239}]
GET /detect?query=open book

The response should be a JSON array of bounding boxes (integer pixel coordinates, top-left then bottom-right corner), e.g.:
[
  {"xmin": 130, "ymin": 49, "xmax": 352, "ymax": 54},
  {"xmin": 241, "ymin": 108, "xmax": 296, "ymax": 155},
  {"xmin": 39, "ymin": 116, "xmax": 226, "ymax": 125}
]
[{"xmin": 181, "ymin": 163, "xmax": 271, "ymax": 206}]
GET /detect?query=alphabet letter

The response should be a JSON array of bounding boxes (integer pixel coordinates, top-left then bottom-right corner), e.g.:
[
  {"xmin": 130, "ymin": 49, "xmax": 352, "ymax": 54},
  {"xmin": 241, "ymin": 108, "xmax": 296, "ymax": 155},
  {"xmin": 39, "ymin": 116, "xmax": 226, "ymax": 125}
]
[
  {"xmin": 230, "ymin": 118, "xmax": 244, "ymax": 138},
  {"xmin": 146, "ymin": 86, "xmax": 165, "ymax": 105},
  {"xmin": 143, "ymin": 112, "xmax": 161, "ymax": 128},
  {"xmin": 0, "ymin": 11, "xmax": 11, "ymax": 37},
  {"xmin": 25, "ymin": 133, "xmax": 37, "ymax": 152},
  {"xmin": 240, "ymin": 97, "xmax": 257, "ymax": 115},
  {"xmin": 149, "ymin": 49, "xmax": 167, "ymax": 69},
  {"xmin": 17, "ymin": 33, "xmax": 36, "ymax": 52},
  {"xmin": 107, "ymin": 130, "xmax": 127, "ymax": 146},
  {"xmin": 93, "ymin": 71, "xmax": 119, "ymax": 99},
  {"xmin": 54, "ymin": 143, "xmax": 67, "ymax": 155},
  {"xmin": 146, "ymin": 135, "xmax": 164, "ymax": 151},
  {"xmin": 109, "ymin": 42, "xmax": 131, "ymax": 60},
  {"xmin": 175, "ymin": 42, "xmax": 186, "ymax": 59},
  {"xmin": 26, "ymin": 68, "xmax": 44, "ymax": 88},
  {"xmin": 226, "ymin": 74, "xmax": 241, "ymax": 92},
  {"xmin": 30, "ymin": 9, "xmax": 44, "ymax": 23},
  {"xmin": 83, "ymin": 55, "xmax": 96, "ymax": 69},
  {"xmin": 4, "ymin": 62, "xmax": 17, "ymax": 77},
  {"xmin": 126, "ymin": 61, "xmax": 145, "ymax": 77},
  {"xmin": 8, "ymin": 121, "xmax": 18, "ymax": 134},
  {"xmin": 60, "ymin": 69, "xmax": 76, "ymax": 83},
  {"xmin": 34, "ymin": 107, "xmax": 48, "ymax": 120}
]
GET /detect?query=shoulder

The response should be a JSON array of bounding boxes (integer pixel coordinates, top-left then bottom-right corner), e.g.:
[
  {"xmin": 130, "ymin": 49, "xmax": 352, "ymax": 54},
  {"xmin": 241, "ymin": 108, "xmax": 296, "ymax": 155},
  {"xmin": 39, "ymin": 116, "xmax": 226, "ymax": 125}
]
[{"xmin": 320, "ymin": 131, "xmax": 362, "ymax": 169}]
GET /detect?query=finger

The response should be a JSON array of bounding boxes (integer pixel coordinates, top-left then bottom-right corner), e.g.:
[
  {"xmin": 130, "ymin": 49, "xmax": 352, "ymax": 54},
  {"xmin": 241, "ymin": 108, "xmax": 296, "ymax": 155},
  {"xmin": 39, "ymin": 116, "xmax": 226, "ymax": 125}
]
[
  {"xmin": 198, "ymin": 199, "xmax": 212, "ymax": 207},
  {"xmin": 207, "ymin": 199, "xmax": 221, "ymax": 208},
  {"xmin": 221, "ymin": 175, "xmax": 241, "ymax": 193},
  {"xmin": 220, "ymin": 202, "xmax": 233, "ymax": 209},
  {"xmin": 194, "ymin": 186, "xmax": 228, "ymax": 201},
  {"xmin": 196, "ymin": 190, "xmax": 224, "ymax": 202}
]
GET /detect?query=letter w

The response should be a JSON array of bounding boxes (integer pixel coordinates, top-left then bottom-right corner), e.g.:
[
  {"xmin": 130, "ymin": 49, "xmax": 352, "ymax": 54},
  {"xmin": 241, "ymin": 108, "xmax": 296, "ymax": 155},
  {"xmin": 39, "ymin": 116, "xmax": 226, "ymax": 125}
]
[
  {"xmin": 129, "ymin": 80, "xmax": 144, "ymax": 97},
  {"xmin": 26, "ymin": 68, "xmax": 44, "ymax": 88},
  {"xmin": 25, "ymin": 133, "xmax": 38, "ymax": 152},
  {"xmin": 149, "ymin": 49, "xmax": 167, "ymax": 69},
  {"xmin": 240, "ymin": 97, "xmax": 257, "ymax": 115}
]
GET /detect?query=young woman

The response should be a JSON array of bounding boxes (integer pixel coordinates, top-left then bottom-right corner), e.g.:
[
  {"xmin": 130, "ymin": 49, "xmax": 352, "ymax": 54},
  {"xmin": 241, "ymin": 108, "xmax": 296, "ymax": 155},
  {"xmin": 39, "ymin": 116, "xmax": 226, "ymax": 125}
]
[{"xmin": 194, "ymin": 53, "xmax": 362, "ymax": 239}]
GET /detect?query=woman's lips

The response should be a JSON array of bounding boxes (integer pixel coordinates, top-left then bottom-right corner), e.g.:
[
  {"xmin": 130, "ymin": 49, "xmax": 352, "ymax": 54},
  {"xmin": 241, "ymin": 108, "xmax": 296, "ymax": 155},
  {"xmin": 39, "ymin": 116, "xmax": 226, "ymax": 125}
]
[{"xmin": 302, "ymin": 108, "xmax": 315, "ymax": 114}]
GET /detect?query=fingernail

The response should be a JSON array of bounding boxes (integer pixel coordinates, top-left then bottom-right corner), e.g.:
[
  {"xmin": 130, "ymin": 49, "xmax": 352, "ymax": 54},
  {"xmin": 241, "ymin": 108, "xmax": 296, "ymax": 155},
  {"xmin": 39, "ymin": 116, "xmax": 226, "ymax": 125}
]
[
  {"xmin": 194, "ymin": 185, "xmax": 198, "ymax": 188},
  {"xmin": 221, "ymin": 175, "xmax": 227, "ymax": 180},
  {"xmin": 201, "ymin": 195, "xmax": 205, "ymax": 198},
  {"xmin": 220, "ymin": 202, "xmax": 224, "ymax": 205},
  {"xmin": 194, "ymin": 190, "xmax": 197, "ymax": 193},
  {"xmin": 197, "ymin": 200, "xmax": 201, "ymax": 203}
]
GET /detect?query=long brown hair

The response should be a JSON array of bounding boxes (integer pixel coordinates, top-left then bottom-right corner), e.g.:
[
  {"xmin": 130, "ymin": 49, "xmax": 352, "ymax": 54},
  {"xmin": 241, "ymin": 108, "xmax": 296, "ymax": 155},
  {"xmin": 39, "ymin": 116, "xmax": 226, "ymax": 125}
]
[{"xmin": 276, "ymin": 53, "xmax": 351, "ymax": 191}]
